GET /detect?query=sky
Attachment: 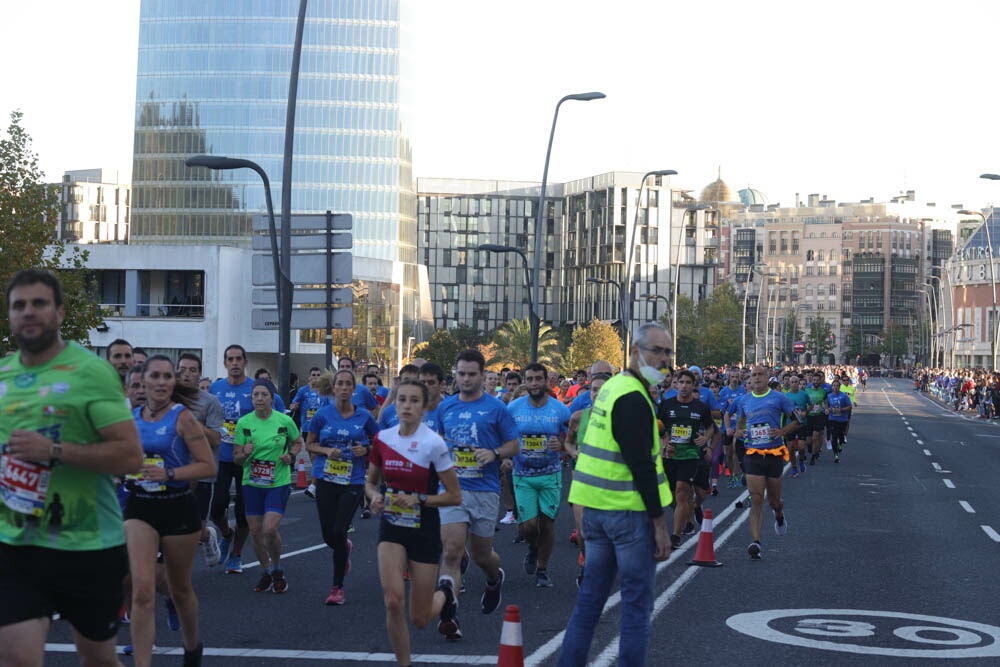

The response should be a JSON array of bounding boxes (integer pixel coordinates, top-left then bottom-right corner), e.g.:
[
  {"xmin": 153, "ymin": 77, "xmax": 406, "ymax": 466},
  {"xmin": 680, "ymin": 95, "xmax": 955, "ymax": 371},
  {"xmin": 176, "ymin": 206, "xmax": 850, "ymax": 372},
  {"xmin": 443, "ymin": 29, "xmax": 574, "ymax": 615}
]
[{"xmin": 3, "ymin": 0, "xmax": 1000, "ymax": 210}]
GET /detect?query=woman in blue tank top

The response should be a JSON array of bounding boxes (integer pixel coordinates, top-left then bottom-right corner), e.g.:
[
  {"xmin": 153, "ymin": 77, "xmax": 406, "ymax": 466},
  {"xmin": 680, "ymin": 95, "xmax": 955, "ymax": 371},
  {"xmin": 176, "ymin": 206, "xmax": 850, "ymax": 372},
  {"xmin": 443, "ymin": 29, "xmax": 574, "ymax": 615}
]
[{"xmin": 124, "ymin": 355, "xmax": 215, "ymax": 667}]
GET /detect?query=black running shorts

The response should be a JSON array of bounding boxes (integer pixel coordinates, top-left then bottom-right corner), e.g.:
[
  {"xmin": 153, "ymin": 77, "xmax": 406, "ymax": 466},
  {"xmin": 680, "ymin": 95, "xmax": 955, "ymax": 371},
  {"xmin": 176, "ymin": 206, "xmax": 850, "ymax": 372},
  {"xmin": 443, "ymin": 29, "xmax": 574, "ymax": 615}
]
[
  {"xmin": 0, "ymin": 542, "xmax": 127, "ymax": 641},
  {"xmin": 378, "ymin": 513, "xmax": 443, "ymax": 565},
  {"xmin": 743, "ymin": 453, "xmax": 785, "ymax": 478},
  {"xmin": 124, "ymin": 489, "xmax": 201, "ymax": 536}
]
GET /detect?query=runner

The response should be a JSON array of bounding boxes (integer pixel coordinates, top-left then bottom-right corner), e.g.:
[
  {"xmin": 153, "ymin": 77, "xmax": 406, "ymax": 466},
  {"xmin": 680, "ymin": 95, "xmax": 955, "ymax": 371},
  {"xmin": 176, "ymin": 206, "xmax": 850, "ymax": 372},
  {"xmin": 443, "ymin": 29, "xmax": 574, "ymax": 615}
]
[
  {"xmin": 233, "ymin": 379, "xmax": 303, "ymax": 594},
  {"xmin": 305, "ymin": 369, "xmax": 378, "ymax": 605},
  {"xmin": 435, "ymin": 349, "xmax": 520, "ymax": 641},
  {"xmin": 107, "ymin": 338, "xmax": 134, "ymax": 386},
  {"xmin": 782, "ymin": 374, "xmax": 810, "ymax": 477},
  {"xmin": 290, "ymin": 366, "xmax": 328, "ymax": 498},
  {"xmin": 337, "ymin": 357, "xmax": 380, "ymax": 411},
  {"xmin": 657, "ymin": 369, "xmax": 715, "ymax": 548},
  {"xmin": 733, "ymin": 365, "xmax": 800, "ymax": 560},
  {"xmin": 366, "ymin": 380, "xmax": 462, "ymax": 667},
  {"xmin": 718, "ymin": 372, "xmax": 745, "ymax": 488},
  {"xmin": 377, "ymin": 365, "xmax": 421, "ymax": 429},
  {"xmin": 125, "ymin": 355, "xmax": 215, "ymax": 666},
  {"xmin": 0, "ymin": 270, "xmax": 142, "ymax": 667},
  {"xmin": 507, "ymin": 363, "xmax": 571, "ymax": 587},
  {"xmin": 826, "ymin": 378, "xmax": 853, "ymax": 463},
  {"xmin": 839, "ymin": 373, "xmax": 857, "ymax": 443},
  {"xmin": 804, "ymin": 371, "xmax": 829, "ymax": 466}
]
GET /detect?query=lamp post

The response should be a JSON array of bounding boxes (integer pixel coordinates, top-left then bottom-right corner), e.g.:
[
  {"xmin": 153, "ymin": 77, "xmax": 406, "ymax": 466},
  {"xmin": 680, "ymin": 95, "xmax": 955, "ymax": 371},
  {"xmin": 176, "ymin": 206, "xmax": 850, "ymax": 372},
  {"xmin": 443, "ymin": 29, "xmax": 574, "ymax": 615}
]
[
  {"xmin": 926, "ymin": 273, "xmax": 952, "ymax": 366},
  {"xmin": 961, "ymin": 200, "xmax": 998, "ymax": 371},
  {"xmin": 587, "ymin": 276, "xmax": 626, "ymax": 367},
  {"xmin": 754, "ymin": 270, "xmax": 778, "ymax": 364},
  {"xmin": 623, "ymin": 170, "xmax": 677, "ymax": 362},
  {"xmin": 532, "ymin": 91, "xmax": 606, "ymax": 363},
  {"xmin": 741, "ymin": 262, "xmax": 769, "ymax": 366},
  {"xmin": 765, "ymin": 278, "xmax": 786, "ymax": 365},
  {"xmin": 479, "ymin": 244, "xmax": 539, "ymax": 345},
  {"xmin": 186, "ymin": 155, "xmax": 291, "ymax": 397},
  {"xmin": 671, "ymin": 204, "xmax": 712, "ymax": 360},
  {"xmin": 640, "ymin": 293, "xmax": 670, "ymax": 326},
  {"xmin": 916, "ymin": 288, "xmax": 933, "ymax": 366}
]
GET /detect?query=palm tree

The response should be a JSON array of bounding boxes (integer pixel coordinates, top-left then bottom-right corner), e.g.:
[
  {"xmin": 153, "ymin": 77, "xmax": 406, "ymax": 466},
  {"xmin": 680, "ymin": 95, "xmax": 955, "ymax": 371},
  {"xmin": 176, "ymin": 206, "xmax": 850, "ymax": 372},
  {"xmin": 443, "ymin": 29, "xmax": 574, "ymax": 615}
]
[{"xmin": 488, "ymin": 318, "xmax": 563, "ymax": 370}]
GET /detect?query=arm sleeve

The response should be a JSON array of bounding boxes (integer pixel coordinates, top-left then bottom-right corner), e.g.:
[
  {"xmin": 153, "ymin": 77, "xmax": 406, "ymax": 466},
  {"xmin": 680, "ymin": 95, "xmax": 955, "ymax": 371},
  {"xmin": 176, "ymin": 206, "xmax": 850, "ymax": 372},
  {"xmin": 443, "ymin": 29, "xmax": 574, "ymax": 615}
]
[{"xmin": 611, "ymin": 391, "xmax": 664, "ymax": 519}]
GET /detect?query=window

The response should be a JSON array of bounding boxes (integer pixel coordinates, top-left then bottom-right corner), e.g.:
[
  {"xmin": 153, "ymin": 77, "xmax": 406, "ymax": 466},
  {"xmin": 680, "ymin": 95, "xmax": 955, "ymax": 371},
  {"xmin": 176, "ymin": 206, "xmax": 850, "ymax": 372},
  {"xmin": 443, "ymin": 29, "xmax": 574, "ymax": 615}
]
[
  {"xmin": 806, "ymin": 250, "xmax": 815, "ymax": 261},
  {"xmin": 829, "ymin": 284, "xmax": 837, "ymax": 296}
]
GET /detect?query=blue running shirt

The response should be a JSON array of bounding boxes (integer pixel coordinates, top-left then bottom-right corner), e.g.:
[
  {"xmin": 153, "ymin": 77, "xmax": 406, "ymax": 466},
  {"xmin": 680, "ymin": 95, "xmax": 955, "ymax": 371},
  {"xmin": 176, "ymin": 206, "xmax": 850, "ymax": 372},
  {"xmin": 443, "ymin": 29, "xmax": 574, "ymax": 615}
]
[
  {"xmin": 507, "ymin": 396, "xmax": 571, "ymax": 477},
  {"xmin": 434, "ymin": 393, "xmax": 519, "ymax": 493},
  {"xmin": 734, "ymin": 389, "xmax": 797, "ymax": 450}
]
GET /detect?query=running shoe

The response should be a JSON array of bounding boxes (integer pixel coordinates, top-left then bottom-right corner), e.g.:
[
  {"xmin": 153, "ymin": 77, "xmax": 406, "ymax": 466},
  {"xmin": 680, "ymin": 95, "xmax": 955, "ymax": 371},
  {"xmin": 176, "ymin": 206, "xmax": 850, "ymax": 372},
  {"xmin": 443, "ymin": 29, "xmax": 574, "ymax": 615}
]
[
  {"xmin": 122, "ymin": 644, "xmax": 156, "ymax": 655},
  {"xmin": 670, "ymin": 534, "xmax": 681, "ymax": 549},
  {"xmin": 201, "ymin": 525, "xmax": 221, "ymax": 568},
  {"xmin": 217, "ymin": 535, "xmax": 232, "ymax": 566},
  {"xmin": 809, "ymin": 453, "xmax": 817, "ymax": 466},
  {"xmin": 747, "ymin": 541, "xmax": 762, "ymax": 560},
  {"xmin": 834, "ymin": 454, "xmax": 840, "ymax": 463},
  {"xmin": 740, "ymin": 474, "xmax": 747, "ymax": 487},
  {"xmin": 735, "ymin": 497, "xmax": 745, "ymax": 509},
  {"xmin": 272, "ymin": 569, "xmax": 288, "ymax": 594},
  {"xmin": 535, "ymin": 570, "xmax": 553, "ymax": 587},
  {"xmin": 569, "ymin": 528, "xmax": 579, "ymax": 545},
  {"xmin": 439, "ymin": 615, "xmax": 462, "ymax": 641},
  {"xmin": 576, "ymin": 567, "xmax": 584, "ymax": 589},
  {"xmin": 774, "ymin": 512, "xmax": 787, "ymax": 536},
  {"xmin": 254, "ymin": 571, "xmax": 273, "ymax": 592},
  {"xmin": 165, "ymin": 597, "xmax": 181, "ymax": 631},
  {"xmin": 523, "ymin": 548, "xmax": 538, "ymax": 575},
  {"xmin": 347, "ymin": 523, "xmax": 356, "ymax": 533},
  {"xmin": 513, "ymin": 531, "xmax": 526, "ymax": 544},
  {"xmin": 788, "ymin": 469, "xmax": 799, "ymax": 478},
  {"xmin": 304, "ymin": 483, "xmax": 316, "ymax": 499},
  {"xmin": 480, "ymin": 568, "xmax": 504, "ymax": 614},
  {"xmin": 459, "ymin": 575, "xmax": 466, "ymax": 594},
  {"xmin": 798, "ymin": 460, "xmax": 806, "ymax": 474},
  {"xmin": 682, "ymin": 522, "xmax": 696, "ymax": 536},
  {"xmin": 226, "ymin": 554, "xmax": 243, "ymax": 574},
  {"xmin": 500, "ymin": 510, "xmax": 517, "ymax": 525},
  {"xmin": 711, "ymin": 483, "xmax": 719, "ymax": 497},
  {"xmin": 694, "ymin": 506, "xmax": 704, "ymax": 525},
  {"xmin": 182, "ymin": 642, "xmax": 203, "ymax": 667},
  {"xmin": 460, "ymin": 547, "xmax": 470, "ymax": 575},
  {"xmin": 437, "ymin": 576, "xmax": 458, "ymax": 625},
  {"xmin": 325, "ymin": 585, "xmax": 346, "ymax": 605},
  {"xmin": 345, "ymin": 538, "xmax": 353, "ymax": 576},
  {"xmin": 361, "ymin": 508, "xmax": 372, "ymax": 520}
]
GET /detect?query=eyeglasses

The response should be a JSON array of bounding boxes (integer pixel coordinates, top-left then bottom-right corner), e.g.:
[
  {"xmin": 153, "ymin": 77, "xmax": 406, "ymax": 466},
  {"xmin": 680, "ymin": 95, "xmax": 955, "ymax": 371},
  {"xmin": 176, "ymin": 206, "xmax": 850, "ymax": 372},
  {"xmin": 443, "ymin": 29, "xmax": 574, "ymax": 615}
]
[
  {"xmin": 591, "ymin": 372, "xmax": 612, "ymax": 380},
  {"xmin": 639, "ymin": 345, "xmax": 672, "ymax": 357}
]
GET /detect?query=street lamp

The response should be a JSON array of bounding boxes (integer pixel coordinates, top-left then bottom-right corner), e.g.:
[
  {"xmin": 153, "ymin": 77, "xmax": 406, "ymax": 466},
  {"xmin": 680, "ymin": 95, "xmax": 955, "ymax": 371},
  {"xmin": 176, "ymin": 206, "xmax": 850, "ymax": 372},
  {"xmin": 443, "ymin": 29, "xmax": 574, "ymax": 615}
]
[
  {"xmin": 961, "ymin": 201, "xmax": 998, "ymax": 371},
  {"xmin": 623, "ymin": 170, "xmax": 677, "ymax": 362},
  {"xmin": 532, "ymin": 91, "xmax": 606, "ymax": 363},
  {"xmin": 479, "ymin": 243, "xmax": 539, "ymax": 341},
  {"xmin": 741, "ymin": 262, "xmax": 769, "ymax": 366},
  {"xmin": 639, "ymin": 293, "xmax": 670, "ymax": 325},
  {"xmin": 587, "ymin": 276, "xmax": 626, "ymax": 367},
  {"xmin": 765, "ymin": 278, "xmax": 787, "ymax": 365},
  {"xmin": 185, "ymin": 155, "xmax": 292, "ymax": 399},
  {"xmin": 671, "ymin": 204, "xmax": 712, "ymax": 362},
  {"xmin": 916, "ymin": 288, "xmax": 933, "ymax": 366},
  {"xmin": 754, "ymin": 270, "xmax": 778, "ymax": 364}
]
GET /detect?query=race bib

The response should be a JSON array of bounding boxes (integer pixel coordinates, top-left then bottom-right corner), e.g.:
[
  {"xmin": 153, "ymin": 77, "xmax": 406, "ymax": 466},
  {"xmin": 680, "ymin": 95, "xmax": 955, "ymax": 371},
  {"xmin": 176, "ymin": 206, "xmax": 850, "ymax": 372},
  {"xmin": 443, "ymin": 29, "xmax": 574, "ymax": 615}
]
[
  {"xmin": 383, "ymin": 488, "xmax": 421, "ymax": 528},
  {"xmin": 224, "ymin": 420, "xmax": 237, "ymax": 439},
  {"xmin": 831, "ymin": 405, "xmax": 842, "ymax": 416},
  {"xmin": 452, "ymin": 447, "xmax": 482, "ymax": 479},
  {"xmin": 522, "ymin": 435, "xmax": 546, "ymax": 457},
  {"xmin": 323, "ymin": 457, "xmax": 351, "ymax": 485},
  {"xmin": 249, "ymin": 459, "xmax": 276, "ymax": 485},
  {"xmin": 808, "ymin": 404, "xmax": 823, "ymax": 415},
  {"xmin": 306, "ymin": 408, "xmax": 317, "ymax": 420},
  {"xmin": 749, "ymin": 423, "xmax": 771, "ymax": 447},
  {"xmin": 0, "ymin": 454, "xmax": 51, "ymax": 516},
  {"xmin": 669, "ymin": 425, "xmax": 693, "ymax": 444},
  {"xmin": 125, "ymin": 455, "xmax": 166, "ymax": 493}
]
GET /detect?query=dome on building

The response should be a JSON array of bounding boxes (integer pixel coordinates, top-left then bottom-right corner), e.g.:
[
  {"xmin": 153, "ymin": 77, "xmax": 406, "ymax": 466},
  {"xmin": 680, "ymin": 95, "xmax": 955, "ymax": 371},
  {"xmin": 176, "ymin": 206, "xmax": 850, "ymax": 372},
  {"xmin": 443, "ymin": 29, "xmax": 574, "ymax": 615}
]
[
  {"xmin": 738, "ymin": 187, "xmax": 768, "ymax": 208},
  {"xmin": 700, "ymin": 168, "xmax": 734, "ymax": 204}
]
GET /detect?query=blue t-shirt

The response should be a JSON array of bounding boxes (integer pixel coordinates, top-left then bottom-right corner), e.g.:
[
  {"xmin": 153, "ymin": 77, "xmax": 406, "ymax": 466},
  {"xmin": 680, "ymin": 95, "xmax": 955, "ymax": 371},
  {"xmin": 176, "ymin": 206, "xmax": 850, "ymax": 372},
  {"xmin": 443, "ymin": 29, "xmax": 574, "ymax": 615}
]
[
  {"xmin": 507, "ymin": 396, "xmax": 570, "ymax": 477},
  {"xmin": 699, "ymin": 387, "xmax": 721, "ymax": 412},
  {"xmin": 568, "ymin": 389, "xmax": 593, "ymax": 413},
  {"xmin": 132, "ymin": 404, "xmax": 191, "ymax": 491},
  {"xmin": 378, "ymin": 402, "xmax": 441, "ymax": 431},
  {"xmin": 735, "ymin": 389, "xmax": 797, "ymax": 450},
  {"xmin": 352, "ymin": 385, "xmax": 378, "ymax": 411},
  {"xmin": 435, "ymin": 393, "xmax": 520, "ymax": 493},
  {"xmin": 376, "ymin": 385, "xmax": 390, "ymax": 399},
  {"xmin": 210, "ymin": 377, "xmax": 256, "ymax": 463},
  {"xmin": 292, "ymin": 386, "xmax": 330, "ymax": 431},
  {"xmin": 308, "ymin": 405, "xmax": 379, "ymax": 485},
  {"xmin": 827, "ymin": 392, "xmax": 852, "ymax": 422}
]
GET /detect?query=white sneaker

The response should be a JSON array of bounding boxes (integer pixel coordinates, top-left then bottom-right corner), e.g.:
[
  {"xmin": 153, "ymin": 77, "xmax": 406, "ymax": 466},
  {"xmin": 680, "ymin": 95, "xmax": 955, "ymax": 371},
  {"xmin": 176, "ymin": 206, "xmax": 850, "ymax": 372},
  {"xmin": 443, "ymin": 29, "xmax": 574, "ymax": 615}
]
[
  {"xmin": 500, "ymin": 511, "xmax": 517, "ymax": 525},
  {"xmin": 305, "ymin": 483, "xmax": 316, "ymax": 499},
  {"xmin": 774, "ymin": 512, "xmax": 788, "ymax": 536},
  {"xmin": 202, "ymin": 525, "xmax": 221, "ymax": 567}
]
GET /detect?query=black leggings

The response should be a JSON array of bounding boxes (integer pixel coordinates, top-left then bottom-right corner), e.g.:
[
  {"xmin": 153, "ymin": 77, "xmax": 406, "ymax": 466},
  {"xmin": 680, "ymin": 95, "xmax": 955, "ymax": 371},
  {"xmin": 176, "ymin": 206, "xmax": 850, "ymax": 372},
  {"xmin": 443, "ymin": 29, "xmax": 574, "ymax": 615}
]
[
  {"xmin": 315, "ymin": 480, "xmax": 362, "ymax": 586},
  {"xmin": 211, "ymin": 460, "xmax": 248, "ymax": 531},
  {"xmin": 828, "ymin": 421, "xmax": 847, "ymax": 454}
]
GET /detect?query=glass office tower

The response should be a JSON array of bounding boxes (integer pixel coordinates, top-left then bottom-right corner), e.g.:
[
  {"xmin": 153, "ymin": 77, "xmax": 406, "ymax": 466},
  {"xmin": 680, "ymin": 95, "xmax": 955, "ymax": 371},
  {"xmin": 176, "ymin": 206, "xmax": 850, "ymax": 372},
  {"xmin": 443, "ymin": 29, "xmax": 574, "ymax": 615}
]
[{"xmin": 131, "ymin": 0, "xmax": 415, "ymax": 266}]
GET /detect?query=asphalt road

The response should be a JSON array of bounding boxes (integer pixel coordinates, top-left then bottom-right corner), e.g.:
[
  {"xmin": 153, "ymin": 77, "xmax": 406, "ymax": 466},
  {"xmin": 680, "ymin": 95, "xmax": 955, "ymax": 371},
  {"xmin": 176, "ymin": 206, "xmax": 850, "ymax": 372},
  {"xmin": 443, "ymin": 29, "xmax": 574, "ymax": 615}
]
[{"xmin": 42, "ymin": 378, "xmax": 1000, "ymax": 665}]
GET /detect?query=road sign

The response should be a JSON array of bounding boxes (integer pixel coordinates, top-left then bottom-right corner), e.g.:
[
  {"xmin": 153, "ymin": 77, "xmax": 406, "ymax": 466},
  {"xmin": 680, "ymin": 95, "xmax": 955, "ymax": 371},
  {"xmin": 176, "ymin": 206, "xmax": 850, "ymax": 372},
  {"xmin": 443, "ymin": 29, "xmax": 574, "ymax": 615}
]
[
  {"xmin": 251, "ymin": 233, "xmax": 352, "ymax": 252},
  {"xmin": 251, "ymin": 253, "xmax": 352, "ymax": 286},
  {"xmin": 252, "ymin": 213, "xmax": 352, "ymax": 232},
  {"xmin": 794, "ymin": 341, "xmax": 805, "ymax": 354},
  {"xmin": 251, "ymin": 287, "xmax": 354, "ymax": 306},
  {"xmin": 252, "ymin": 307, "xmax": 353, "ymax": 331}
]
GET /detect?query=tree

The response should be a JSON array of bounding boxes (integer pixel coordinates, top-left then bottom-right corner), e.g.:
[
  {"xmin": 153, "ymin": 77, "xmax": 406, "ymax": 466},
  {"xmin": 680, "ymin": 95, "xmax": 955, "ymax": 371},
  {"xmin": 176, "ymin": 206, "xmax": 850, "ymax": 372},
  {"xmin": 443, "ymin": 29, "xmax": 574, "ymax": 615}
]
[
  {"xmin": 879, "ymin": 322, "xmax": 909, "ymax": 368},
  {"xmin": 697, "ymin": 282, "xmax": 743, "ymax": 366},
  {"xmin": 566, "ymin": 318, "xmax": 622, "ymax": 374},
  {"xmin": 0, "ymin": 111, "xmax": 99, "ymax": 349},
  {"xmin": 781, "ymin": 310, "xmax": 804, "ymax": 363},
  {"xmin": 450, "ymin": 323, "xmax": 485, "ymax": 349},
  {"xmin": 487, "ymin": 318, "xmax": 563, "ymax": 370},
  {"xmin": 805, "ymin": 317, "xmax": 835, "ymax": 362},
  {"xmin": 674, "ymin": 293, "xmax": 699, "ymax": 365},
  {"xmin": 411, "ymin": 329, "xmax": 461, "ymax": 371}
]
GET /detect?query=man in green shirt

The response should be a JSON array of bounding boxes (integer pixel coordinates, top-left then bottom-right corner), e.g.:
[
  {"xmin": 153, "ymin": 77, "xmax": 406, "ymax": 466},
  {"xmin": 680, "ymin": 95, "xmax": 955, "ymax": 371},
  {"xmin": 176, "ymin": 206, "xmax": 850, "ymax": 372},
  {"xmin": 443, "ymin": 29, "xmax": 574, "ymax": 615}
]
[{"xmin": 0, "ymin": 270, "xmax": 142, "ymax": 666}]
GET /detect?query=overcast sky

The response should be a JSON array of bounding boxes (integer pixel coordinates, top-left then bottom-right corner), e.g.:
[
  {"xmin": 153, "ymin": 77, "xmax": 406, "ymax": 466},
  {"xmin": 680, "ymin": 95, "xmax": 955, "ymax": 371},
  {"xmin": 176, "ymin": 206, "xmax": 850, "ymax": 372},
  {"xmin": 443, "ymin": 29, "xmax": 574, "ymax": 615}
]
[{"xmin": 3, "ymin": 0, "xmax": 999, "ymax": 209}]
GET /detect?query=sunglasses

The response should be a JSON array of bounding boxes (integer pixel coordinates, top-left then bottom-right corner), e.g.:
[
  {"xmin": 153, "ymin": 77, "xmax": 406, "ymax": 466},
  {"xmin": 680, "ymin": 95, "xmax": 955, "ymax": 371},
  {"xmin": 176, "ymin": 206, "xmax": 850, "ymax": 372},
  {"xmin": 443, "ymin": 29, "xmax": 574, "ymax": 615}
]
[{"xmin": 591, "ymin": 372, "xmax": 613, "ymax": 380}]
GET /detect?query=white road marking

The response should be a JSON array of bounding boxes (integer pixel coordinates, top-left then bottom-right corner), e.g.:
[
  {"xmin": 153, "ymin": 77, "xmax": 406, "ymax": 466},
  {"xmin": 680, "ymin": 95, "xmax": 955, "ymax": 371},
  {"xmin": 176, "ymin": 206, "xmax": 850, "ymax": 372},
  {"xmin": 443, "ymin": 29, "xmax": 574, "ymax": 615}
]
[
  {"xmin": 982, "ymin": 526, "xmax": 1000, "ymax": 542},
  {"xmin": 923, "ymin": 450, "xmax": 931, "ymax": 456},
  {"xmin": 943, "ymin": 479, "xmax": 956, "ymax": 489},
  {"xmin": 932, "ymin": 462, "xmax": 941, "ymax": 471},
  {"xmin": 43, "ymin": 644, "xmax": 496, "ymax": 664},
  {"xmin": 916, "ymin": 440, "xmax": 924, "ymax": 445},
  {"xmin": 959, "ymin": 501, "xmax": 975, "ymax": 513},
  {"xmin": 243, "ymin": 543, "xmax": 328, "ymax": 570}
]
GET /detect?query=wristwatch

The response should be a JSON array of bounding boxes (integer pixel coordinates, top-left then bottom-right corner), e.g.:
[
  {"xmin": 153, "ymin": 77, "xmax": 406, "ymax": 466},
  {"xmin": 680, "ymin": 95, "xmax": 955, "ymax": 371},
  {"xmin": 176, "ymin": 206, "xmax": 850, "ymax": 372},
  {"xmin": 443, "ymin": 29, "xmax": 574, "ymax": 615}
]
[
  {"xmin": 49, "ymin": 442, "xmax": 63, "ymax": 465},
  {"xmin": 492, "ymin": 448, "xmax": 502, "ymax": 459},
  {"xmin": 166, "ymin": 467, "xmax": 176, "ymax": 482},
  {"xmin": 418, "ymin": 493, "xmax": 428, "ymax": 505}
]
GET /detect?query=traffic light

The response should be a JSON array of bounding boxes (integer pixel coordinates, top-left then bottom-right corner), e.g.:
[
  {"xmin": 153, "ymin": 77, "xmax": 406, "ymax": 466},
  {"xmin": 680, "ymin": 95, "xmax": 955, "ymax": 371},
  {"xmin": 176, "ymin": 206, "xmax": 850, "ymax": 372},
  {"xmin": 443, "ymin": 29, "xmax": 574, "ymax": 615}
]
[{"xmin": 829, "ymin": 333, "xmax": 836, "ymax": 344}]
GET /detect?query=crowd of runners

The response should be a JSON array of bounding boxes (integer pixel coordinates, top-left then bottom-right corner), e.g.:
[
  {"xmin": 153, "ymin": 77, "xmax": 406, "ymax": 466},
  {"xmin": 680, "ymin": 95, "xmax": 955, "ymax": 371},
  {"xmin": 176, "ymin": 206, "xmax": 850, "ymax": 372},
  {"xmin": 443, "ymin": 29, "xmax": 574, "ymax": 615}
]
[{"xmin": 1, "ymin": 270, "xmax": 875, "ymax": 667}]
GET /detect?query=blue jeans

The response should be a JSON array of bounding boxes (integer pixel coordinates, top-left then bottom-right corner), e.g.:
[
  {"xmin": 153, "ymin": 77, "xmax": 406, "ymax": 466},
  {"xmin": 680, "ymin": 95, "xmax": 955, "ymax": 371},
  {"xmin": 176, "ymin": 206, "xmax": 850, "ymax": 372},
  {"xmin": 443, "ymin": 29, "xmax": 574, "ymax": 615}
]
[{"xmin": 558, "ymin": 508, "xmax": 656, "ymax": 667}]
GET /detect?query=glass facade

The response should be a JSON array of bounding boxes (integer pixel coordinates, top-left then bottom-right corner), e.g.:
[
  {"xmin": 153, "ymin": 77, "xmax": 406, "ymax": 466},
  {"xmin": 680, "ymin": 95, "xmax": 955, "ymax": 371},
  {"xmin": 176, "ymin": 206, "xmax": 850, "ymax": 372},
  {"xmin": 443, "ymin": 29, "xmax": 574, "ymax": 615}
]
[{"xmin": 131, "ymin": 0, "xmax": 415, "ymax": 266}]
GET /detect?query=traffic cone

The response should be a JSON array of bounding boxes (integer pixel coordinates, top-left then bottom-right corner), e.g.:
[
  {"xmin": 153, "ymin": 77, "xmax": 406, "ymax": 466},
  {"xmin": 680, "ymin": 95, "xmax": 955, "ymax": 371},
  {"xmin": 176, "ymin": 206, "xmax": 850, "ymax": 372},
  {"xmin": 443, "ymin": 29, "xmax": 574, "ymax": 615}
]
[
  {"xmin": 497, "ymin": 604, "xmax": 524, "ymax": 667},
  {"xmin": 687, "ymin": 507, "xmax": 723, "ymax": 567},
  {"xmin": 295, "ymin": 458, "xmax": 308, "ymax": 489}
]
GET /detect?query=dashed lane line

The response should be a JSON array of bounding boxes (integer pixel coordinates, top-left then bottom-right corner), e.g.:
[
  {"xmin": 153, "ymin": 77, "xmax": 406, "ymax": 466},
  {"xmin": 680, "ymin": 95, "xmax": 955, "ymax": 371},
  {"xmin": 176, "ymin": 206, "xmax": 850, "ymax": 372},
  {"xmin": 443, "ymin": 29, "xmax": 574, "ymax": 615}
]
[
  {"xmin": 943, "ymin": 479, "xmax": 956, "ymax": 489},
  {"xmin": 982, "ymin": 526, "xmax": 1000, "ymax": 543},
  {"xmin": 923, "ymin": 449, "xmax": 931, "ymax": 456},
  {"xmin": 960, "ymin": 501, "xmax": 976, "ymax": 513},
  {"xmin": 42, "ymin": 645, "xmax": 496, "ymax": 664}
]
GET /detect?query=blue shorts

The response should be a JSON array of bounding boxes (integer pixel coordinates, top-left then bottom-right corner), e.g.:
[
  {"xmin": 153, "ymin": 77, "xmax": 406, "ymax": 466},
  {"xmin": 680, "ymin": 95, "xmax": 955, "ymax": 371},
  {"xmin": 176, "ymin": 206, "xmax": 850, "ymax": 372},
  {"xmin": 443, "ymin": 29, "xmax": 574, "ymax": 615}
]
[{"xmin": 243, "ymin": 484, "xmax": 292, "ymax": 516}]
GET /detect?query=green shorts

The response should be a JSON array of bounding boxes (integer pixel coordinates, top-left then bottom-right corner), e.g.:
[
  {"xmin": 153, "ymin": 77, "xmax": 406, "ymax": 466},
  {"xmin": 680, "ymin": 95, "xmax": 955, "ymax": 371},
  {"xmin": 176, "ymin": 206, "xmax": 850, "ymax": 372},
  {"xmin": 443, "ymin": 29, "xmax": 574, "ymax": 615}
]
[{"xmin": 513, "ymin": 472, "xmax": 562, "ymax": 522}]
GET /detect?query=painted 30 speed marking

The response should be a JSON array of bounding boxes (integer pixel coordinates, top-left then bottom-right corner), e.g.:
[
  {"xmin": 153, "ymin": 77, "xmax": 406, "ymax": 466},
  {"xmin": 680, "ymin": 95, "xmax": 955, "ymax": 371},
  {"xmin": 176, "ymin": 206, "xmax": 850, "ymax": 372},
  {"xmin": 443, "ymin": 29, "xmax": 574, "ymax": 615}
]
[{"xmin": 726, "ymin": 609, "xmax": 1000, "ymax": 658}]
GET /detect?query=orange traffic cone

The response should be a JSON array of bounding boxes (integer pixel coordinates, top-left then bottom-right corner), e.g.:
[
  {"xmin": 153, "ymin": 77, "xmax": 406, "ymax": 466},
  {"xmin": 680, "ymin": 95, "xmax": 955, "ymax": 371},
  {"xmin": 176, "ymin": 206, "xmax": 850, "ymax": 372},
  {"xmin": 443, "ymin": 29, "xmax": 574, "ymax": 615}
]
[
  {"xmin": 497, "ymin": 604, "xmax": 524, "ymax": 667},
  {"xmin": 687, "ymin": 507, "xmax": 723, "ymax": 567},
  {"xmin": 295, "ymin": 458, "xmax": 308, "ymax": 489}
]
